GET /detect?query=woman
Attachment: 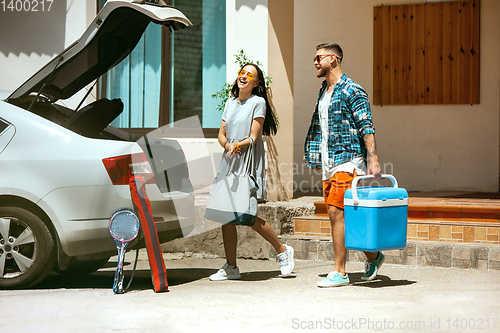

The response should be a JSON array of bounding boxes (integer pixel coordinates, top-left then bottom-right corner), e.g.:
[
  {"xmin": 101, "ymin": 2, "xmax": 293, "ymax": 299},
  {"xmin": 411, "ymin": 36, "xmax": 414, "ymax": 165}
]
[{"xmin": 208, "ymin": 63, "xmax": 294, "ymax": 281}]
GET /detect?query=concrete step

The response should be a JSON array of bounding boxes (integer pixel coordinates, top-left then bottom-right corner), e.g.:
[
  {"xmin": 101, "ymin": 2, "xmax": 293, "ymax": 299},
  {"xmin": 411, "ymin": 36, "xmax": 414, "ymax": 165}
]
[
  {"xmin": 279, "ymin": 236, "xmax": 500, "ymax": 270},
  {"xmin": 162, "ymin": 191, "xmax": 500, "ymax": 270}
]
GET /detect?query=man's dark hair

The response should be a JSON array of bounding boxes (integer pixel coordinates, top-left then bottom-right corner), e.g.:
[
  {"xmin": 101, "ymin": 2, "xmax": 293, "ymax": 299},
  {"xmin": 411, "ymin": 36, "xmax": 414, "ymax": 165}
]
[{"xmin": 316, "ymin": 43, "xmax": 343, "ymax": 65}]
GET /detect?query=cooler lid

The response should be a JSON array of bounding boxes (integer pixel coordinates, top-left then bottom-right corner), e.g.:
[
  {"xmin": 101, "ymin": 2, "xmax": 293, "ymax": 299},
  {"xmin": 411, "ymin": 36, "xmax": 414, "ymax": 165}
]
[{"xmin": 344, "ymin": 186, "xmax": 408, "ymax": 207}]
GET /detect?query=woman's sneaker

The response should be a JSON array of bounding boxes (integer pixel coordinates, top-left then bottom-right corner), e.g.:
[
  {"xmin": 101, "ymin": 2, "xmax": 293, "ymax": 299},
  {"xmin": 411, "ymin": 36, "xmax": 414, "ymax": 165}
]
[
  {"xmin": 276, "ymin": 244, "xmax": 294, "ymax": 277},
  {"xmin": 209, "ymin": 263, "xmax": 241, "ymax": 281},
  {"xmin": 317, "ymin": 271, "xmax": 350, "ymax": 288}
]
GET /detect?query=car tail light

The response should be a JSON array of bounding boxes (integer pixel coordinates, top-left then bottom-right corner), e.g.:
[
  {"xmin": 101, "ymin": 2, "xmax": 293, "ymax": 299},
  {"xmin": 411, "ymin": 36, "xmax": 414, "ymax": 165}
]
[{"xmin": 102, "ymin": 153, "xmax": 155, "ymax": 185}]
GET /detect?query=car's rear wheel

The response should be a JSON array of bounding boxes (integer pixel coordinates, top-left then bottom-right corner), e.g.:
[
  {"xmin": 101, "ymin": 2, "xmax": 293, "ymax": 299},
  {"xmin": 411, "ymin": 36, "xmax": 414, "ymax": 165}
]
[{"xmin": 0, "ymin": 207, "xmax": 56, "ymax": 289}]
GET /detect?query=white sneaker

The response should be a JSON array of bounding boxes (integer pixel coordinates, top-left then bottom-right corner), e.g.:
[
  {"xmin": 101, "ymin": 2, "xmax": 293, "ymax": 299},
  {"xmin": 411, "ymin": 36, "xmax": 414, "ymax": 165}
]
[
  {"xmin": 209, "ymin": 263, "xmax": 241, "ymax": 281},
  {"xmin": 277, "ymin": 244, "xmax": 294, "ymax": 277}
]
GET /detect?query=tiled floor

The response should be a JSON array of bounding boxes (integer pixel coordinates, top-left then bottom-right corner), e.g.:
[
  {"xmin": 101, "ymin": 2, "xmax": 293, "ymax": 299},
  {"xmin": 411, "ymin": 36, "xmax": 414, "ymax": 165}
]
[{"xmin": 293, "ymin": 192, "xmax": 500, "ymax": 245}]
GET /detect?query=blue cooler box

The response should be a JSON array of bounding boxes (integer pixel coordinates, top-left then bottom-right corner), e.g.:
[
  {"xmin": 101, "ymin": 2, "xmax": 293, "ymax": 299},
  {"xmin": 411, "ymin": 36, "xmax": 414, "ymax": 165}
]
[{"xmin": 344, "ymin": 174, "xmax": 408, "ymax": 252}]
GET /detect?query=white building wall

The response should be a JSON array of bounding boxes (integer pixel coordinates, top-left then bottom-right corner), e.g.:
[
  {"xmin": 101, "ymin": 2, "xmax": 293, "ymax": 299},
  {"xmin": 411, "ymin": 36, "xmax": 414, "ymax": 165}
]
[
  {"xmin": 0, "ymin": 0, "xmax": 95, "ymax": 107},
  {"xmin": 225, "ymin": 0, "xmax": 269, "ymax": 82}
]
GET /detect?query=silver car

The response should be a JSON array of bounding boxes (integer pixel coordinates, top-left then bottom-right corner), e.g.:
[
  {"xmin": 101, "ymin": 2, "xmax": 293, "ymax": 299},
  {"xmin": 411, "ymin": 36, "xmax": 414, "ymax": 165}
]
[{"xmin": 0, "ymin": 0, "xmax": 195, "ymax": 289}]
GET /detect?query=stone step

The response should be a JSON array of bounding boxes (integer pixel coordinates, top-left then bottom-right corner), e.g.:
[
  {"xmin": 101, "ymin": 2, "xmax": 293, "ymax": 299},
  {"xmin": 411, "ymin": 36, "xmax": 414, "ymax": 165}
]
[{"xmin": 278, "ymin": 236, "xmax": 500, "ymax": 270}]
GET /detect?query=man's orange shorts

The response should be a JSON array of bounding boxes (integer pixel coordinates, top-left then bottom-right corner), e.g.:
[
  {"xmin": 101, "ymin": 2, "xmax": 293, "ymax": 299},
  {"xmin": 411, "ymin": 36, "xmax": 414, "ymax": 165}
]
[{"xmin": 323, "ymin": 171, "xmax": 357, "ymax": 210}]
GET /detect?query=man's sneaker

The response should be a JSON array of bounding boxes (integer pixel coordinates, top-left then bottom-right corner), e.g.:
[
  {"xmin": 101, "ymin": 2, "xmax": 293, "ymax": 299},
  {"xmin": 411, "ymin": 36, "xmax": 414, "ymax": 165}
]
[
  {"xmin": 209, "ymin": 263, "xmax": 241, "ymax": 281},
  {"xmin": 317, "ymin": 271, "xmax": 350, "ymax": 288},
  {"xmin": 362, "ymin": 252, "xmax": 385, "ymax": 281},
  {"xmin": 276, "ymin": 244, "xmax": 294, "ymax": 277}
]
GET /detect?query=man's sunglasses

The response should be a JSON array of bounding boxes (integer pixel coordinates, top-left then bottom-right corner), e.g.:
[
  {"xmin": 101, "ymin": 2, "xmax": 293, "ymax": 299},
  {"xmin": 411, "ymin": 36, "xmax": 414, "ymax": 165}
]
[
  {"xmin": 238, "ymin": 69, "xmax": 255, "ymax": 81},
  {"xmin": 313, "ymin": 54, "xmax": 336, "ymax": 63}
]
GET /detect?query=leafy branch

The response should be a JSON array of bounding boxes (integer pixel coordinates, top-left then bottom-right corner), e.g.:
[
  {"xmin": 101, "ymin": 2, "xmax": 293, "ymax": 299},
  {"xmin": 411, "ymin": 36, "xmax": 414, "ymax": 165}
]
[{"xmin": 212, "ymin": 50, "xmax": 272, "ymax": 112}]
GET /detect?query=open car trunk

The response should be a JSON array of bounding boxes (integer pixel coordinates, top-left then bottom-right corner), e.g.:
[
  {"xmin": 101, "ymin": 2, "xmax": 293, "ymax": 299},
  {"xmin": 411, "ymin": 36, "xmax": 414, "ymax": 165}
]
[
  {"xmin": 5, "ymin": 0, "xmax": 191, "ymax": 141},
  {"xmin": 4, "ymin": 0, "xmax": 193, "ymax": 194}
]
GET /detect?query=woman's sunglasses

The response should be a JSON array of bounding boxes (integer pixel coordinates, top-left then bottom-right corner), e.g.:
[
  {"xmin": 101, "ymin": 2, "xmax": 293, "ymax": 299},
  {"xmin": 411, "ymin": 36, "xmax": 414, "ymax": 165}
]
[{"xmin": 238, "ymin": 69, "xmax": 255, "ymax": 81}]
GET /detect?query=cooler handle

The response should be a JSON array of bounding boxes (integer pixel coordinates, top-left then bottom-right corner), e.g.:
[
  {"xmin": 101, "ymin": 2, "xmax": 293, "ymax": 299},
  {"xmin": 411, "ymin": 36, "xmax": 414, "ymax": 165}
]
[{"xmin": 351, "ymin": 174, "xmax": 398, "ymax": 205}]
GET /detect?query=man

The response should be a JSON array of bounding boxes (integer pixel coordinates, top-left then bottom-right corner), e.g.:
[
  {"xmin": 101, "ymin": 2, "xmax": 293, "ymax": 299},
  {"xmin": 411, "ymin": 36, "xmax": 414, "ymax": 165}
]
[{"xmin": 304, "ymin": 43, "xmax": 384, "ymax": 287}]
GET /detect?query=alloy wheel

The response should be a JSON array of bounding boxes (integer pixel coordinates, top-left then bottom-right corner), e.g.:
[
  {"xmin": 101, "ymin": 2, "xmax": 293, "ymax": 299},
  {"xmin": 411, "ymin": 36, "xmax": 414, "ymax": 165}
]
[{"xmin": 0, "ymin": 217, "xmax": 37, "ymax": 279}]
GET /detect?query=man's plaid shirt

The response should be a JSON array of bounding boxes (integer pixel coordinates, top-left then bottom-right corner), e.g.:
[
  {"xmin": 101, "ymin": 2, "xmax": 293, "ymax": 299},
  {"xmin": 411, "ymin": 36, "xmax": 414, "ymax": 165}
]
[{"xmin": 304, "ymin": 73, "xmax": 375, "ymax": 169}]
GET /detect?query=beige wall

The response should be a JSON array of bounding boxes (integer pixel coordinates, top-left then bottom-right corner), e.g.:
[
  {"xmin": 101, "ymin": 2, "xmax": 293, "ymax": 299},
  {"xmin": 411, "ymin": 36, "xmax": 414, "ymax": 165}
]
[
  {"xmin": 267, "ymin": 0, "xmax": 295, "ymax": 200},
  {"xmin": 292, "ymin": 0, "xmax": 500, "ymax": 193}
]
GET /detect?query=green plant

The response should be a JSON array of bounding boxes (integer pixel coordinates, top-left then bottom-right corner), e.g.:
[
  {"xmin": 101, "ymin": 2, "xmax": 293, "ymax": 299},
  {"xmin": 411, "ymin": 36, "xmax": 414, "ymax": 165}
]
[{"xmin": 212, "ymin": 50, "xmax": 272, "ymax": 112}]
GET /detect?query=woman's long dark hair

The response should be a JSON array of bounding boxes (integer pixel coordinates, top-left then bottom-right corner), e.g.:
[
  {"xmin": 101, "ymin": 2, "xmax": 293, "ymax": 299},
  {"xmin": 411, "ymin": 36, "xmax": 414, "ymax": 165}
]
[{"xmin": 230, "ymin": 63, "xmax": 278, "ymax": 136}]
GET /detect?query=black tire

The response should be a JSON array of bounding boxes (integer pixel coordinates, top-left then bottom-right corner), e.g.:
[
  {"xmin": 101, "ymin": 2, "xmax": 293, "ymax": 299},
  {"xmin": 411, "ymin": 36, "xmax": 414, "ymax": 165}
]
[
  {"xmin": 0, "ymin": 206, "xmax": 56, "ymax": 289},
  {"xmin": 55, "ymin": 257, "xmax": 110, "ymax": 276}
]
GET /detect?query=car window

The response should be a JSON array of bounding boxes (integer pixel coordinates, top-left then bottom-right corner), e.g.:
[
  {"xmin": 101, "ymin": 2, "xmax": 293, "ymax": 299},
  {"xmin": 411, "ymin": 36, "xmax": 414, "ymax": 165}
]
[
  {"xmin": 0, "ymin": 118, "xmax": 15, "ymax": 154},
  {"xmin": 0, "ymin": 119, "xmax": 8, "ymax": 134}
]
